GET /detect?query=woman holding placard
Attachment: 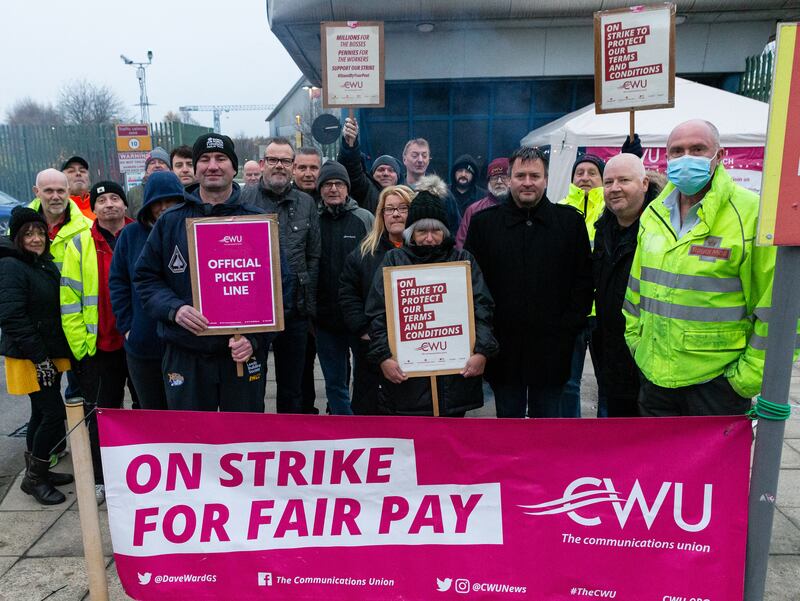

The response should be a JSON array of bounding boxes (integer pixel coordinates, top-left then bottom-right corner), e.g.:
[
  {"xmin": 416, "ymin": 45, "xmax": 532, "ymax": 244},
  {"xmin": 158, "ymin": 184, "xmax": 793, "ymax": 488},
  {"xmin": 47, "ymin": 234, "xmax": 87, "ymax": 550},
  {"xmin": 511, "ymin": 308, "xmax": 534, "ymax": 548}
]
[
  {"xmin": 340, "ymin": 184, "xmax": 414, "ymax": 415},
  {"xmin": 364, "ymin": 178, "xmax": 498, "ymax": 417}
]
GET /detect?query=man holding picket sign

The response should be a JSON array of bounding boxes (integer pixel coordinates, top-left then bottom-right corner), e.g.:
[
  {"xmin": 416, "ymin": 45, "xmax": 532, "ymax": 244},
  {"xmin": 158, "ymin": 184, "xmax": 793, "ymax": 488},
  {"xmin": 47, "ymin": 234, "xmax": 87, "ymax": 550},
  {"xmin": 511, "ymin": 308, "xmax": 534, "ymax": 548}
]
[
  {"xmin": 365, "ymin": 186, "xmax": 498, "ymax": 417},
  {"xmin": 134, "ymin": 134, "xmax": 278, "ymax": 412}
]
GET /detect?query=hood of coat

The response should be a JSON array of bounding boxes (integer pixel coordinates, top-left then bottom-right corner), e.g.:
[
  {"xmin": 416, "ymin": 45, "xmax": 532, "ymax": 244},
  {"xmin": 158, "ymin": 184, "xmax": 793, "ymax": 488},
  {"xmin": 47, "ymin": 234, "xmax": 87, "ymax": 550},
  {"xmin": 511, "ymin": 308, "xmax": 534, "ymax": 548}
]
[{"xmin": 450, "ymin": 154, "xmax": 480, "ymax": 191}]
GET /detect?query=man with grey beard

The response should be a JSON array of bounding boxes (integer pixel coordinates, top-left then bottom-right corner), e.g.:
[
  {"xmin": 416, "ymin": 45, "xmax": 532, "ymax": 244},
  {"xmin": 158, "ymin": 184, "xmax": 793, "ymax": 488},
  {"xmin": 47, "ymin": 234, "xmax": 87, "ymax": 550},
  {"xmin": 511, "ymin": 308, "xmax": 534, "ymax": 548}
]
[
  {"xmin": 239, "ymin": 136, "xmax": 321, "ymax": 414},
  {"xmin": 455, "ymin": 157, "xmax": 509, "ymax": 248}
]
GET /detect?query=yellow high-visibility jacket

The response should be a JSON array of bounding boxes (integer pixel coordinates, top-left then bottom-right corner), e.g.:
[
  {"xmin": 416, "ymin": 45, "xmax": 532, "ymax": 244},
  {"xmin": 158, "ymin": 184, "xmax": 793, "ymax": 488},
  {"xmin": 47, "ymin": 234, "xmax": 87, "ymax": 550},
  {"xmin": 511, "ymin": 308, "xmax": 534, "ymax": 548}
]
[
  {"xmin": 60, "ymin": 229, "xmax": 98, "ymax": 361},
  {"xmin": 623, "ymin": 165, "xmax": 793, "ymax": 398},
  {"xmin": 28, "ymin": 198, "xmax": 91, "ymax": 272}
]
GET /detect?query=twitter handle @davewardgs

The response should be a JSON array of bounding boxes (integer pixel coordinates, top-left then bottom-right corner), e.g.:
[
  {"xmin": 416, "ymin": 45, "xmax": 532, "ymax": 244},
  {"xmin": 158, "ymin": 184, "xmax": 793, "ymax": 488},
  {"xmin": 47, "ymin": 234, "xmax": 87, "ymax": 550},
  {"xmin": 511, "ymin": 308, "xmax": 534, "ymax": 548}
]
[{"xmin": 137, "ymin": 571, "xmax": 217, "ymax": 585}]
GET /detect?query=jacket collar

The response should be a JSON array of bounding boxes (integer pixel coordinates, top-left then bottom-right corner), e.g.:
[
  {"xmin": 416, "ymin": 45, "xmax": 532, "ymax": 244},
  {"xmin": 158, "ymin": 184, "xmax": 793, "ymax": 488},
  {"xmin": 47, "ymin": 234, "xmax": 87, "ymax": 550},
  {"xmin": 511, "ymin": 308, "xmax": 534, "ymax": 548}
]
[{"xmin": 500, "ymin": 193, "xmax": 552, "ymax": 226}]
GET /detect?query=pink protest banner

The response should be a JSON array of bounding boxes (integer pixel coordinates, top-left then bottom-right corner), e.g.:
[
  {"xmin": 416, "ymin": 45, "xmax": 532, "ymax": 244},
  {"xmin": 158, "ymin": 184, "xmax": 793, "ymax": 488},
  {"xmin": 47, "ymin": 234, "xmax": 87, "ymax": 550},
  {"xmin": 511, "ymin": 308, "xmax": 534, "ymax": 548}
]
[
  {"xmin": 98, "ymin": 409, "xmax": 750, "ymax": 600},
  {"xmin": 186, "ymin": 215, "xmax": 283, "ymax": 335},
  {"xmin": 588, "ymin": 146, "xmax": 765, "ymax": 193}
]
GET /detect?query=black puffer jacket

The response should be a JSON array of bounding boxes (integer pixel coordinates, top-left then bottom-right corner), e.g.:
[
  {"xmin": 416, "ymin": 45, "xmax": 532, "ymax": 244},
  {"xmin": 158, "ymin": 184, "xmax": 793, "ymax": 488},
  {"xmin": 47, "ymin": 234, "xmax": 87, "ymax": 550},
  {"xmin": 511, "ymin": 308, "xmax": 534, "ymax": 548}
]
[
  {"xmin": 339, "ymin": 234, "xmax": 397, "ymax": 338},
  {"xmin": 0, "ymin": 237, "xmax": 71, "ymax": 362},
  {"xmin": 240, "ymin": 181, "xmax": 321, "ymax": 318},
  {"xmin": 365, "ymin": 239, "xmax": 499, "ymax": 416},
  {"xmin": 316, "ymin": 198, "xmax": 374, "ymax": 332}
]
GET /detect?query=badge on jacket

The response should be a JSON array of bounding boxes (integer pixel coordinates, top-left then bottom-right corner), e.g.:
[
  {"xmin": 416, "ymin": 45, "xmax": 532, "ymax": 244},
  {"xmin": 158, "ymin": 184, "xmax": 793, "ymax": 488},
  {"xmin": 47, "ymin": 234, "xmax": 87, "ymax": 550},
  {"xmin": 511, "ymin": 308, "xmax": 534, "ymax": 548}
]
[
  {"xmin": 689, "ymin": 236, "xmax": 731, "ymax": 262},
  {"xmin": 169, "ymin": 246, "xmax": 187, "ymax": 273}
]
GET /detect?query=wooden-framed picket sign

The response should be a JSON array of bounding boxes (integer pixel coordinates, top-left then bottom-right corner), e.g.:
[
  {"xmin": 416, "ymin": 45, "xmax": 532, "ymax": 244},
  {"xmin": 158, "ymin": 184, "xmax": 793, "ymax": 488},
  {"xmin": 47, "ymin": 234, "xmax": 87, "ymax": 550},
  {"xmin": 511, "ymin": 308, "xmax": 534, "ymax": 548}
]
[
  {"xmin": 186, "ymin": 214, "xmax": 284, "ymax": 375},
  {"xmin": 382, "ymin": 262, "xmax": 475, "ymax": 416},
  {"xmin": 320, "ymin": 20, "xmax": 385, "ymax": 113},
  {"xmin": 594, "ymin": 3, "xmax": 676, "ymax": 140}
]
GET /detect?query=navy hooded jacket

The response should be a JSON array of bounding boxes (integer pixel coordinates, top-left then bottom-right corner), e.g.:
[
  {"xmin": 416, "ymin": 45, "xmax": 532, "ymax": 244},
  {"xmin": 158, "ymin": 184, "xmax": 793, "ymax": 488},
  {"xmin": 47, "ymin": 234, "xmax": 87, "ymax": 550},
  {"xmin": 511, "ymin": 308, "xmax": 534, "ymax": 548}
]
[
  {"xmin": 133, "ymin": 182, "xmax": 293, "ymax": 356},
  {"xmin": 109, "ymin": 179, "xmax": 168, "ymax": 360}
]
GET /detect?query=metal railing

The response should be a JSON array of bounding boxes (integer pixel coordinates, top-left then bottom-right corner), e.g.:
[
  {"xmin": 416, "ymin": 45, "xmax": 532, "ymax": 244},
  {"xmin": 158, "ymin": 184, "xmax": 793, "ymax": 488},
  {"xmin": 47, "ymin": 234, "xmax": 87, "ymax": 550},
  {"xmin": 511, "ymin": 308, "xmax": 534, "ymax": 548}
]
[{"xmin": 738, "ymin": 52, "xmax": 773, "ymax": 103}]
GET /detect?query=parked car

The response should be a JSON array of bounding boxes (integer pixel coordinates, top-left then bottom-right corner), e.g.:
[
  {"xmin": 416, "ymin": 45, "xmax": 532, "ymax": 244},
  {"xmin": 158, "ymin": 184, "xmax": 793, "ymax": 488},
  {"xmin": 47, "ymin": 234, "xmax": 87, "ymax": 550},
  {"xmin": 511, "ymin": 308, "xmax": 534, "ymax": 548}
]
[{"xmin": 0, "ymin": 191, "xmax": 25, "ymax": 236}]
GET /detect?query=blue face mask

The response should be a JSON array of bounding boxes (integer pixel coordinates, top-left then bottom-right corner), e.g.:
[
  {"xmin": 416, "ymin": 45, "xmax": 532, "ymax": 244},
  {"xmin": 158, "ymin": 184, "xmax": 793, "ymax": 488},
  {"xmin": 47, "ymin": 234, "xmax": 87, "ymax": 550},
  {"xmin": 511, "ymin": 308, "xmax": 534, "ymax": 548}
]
[{"xmin": 666, "ymin": 155, "xmax": 713, "ymax": 195}]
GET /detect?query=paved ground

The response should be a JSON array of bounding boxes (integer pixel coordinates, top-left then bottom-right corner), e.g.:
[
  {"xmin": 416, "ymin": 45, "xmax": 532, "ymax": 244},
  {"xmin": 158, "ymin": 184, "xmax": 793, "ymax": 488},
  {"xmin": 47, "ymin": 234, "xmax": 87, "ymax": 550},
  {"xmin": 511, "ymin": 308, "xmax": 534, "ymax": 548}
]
[{"xmin": 0, "ymin": 356, "xmax": 797, "ymax": 600}]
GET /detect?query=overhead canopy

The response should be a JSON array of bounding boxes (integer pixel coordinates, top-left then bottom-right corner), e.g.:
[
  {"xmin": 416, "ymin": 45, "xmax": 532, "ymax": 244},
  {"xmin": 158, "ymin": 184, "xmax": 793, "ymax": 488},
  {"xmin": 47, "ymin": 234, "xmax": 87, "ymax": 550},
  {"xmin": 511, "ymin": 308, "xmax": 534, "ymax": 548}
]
[{"xmin": 520, "ymin": 77, "xmax": 769, "ymax": 200}]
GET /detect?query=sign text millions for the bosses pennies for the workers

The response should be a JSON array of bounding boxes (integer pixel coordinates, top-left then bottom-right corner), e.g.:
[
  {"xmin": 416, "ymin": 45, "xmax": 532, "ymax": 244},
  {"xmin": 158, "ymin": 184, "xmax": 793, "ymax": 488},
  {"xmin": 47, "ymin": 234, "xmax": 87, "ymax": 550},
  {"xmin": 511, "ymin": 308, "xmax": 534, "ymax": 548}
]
[
  {"xmin": 384, "ymin": 263, "xmax": 474, "ymax": 375},
  {"xmin": 321, "ymin": 21, "xmax": 385, "ymax": 108}
]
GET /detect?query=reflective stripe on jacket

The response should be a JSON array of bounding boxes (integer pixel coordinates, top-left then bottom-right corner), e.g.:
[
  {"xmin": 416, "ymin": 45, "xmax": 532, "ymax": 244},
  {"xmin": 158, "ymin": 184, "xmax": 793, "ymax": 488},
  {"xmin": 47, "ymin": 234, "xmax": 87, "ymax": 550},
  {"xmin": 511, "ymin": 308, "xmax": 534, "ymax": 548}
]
[
  {"xmin": 622, "ymin": 165, "xmax": 792, "ymax": 398},
  {"xmin": 60, "ymin": 229, "xmax": 99, "ymax": 360}
]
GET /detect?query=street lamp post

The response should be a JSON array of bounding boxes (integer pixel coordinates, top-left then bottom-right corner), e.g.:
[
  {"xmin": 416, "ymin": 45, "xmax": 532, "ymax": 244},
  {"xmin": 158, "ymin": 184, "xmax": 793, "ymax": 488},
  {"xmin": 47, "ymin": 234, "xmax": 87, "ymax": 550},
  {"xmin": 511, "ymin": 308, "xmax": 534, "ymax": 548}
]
[{"xmin": 120, "ymin": 51, "xmax": 154, "ymax": 124}]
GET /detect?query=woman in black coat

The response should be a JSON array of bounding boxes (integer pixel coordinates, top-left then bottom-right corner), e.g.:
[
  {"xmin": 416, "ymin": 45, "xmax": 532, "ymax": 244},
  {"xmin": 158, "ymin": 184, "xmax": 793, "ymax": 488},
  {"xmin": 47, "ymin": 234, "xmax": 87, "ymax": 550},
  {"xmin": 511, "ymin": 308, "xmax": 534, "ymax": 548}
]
[
  {"xmin": 365, "ymin": 187, "xmax": 499, "ymax": 417},
  {"xmin": 339, "ymin": 185, "xmax": 415, "ymax": 414},
  {"xmin": 0, "ymin": 208, "xmax": 74, "ymax": 505}
]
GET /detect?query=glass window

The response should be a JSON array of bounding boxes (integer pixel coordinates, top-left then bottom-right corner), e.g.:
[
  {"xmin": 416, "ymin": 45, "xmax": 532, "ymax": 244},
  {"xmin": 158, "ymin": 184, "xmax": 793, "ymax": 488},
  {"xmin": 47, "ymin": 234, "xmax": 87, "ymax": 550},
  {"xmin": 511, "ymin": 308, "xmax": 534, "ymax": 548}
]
[
  {"xmin": 413, "ymin": 84, "xmax": 449, "ymax": 116},
  {"xmin": 370, "ymin": 84, "xmax": 409, "ymax": 119},
  {"xmin": 365, "ymin": 121, "xmax": 409, "ymax": 161},
  {"xmin": 533, "ymin": 80, "xmax": 574, "ymax": 113},
  {"xmin": 492, "ymin": 119, "xmax": 529, "ymax": 159},
  {"xmin": 573, "ymin": 79, "xmax": 595, "ymax": 109},
  {"xmin": 452, "ymin": 83, "xmax": 490, "ymax": 116},
  {"xmin": 494, "ymin": 82, "xmax": 532, "ymax": 115},
  {"xmin": 453, "ymin": 119, "xmax": 488, "ymax": 176}
]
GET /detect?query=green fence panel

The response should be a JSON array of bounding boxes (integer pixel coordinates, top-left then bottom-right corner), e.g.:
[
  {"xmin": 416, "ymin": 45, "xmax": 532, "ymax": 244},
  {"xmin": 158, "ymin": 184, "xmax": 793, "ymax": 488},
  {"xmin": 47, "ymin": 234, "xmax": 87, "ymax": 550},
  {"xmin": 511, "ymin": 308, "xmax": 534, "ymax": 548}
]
[{"xmin": 0, "ymin": 122, "xmax": 212, "ymax": 202}]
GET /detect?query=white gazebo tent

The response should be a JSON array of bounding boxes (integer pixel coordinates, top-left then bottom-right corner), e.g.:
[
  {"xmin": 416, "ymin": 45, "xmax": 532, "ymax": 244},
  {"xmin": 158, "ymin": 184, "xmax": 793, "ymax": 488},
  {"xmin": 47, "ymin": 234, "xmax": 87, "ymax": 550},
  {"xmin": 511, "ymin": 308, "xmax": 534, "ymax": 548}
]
[{"xmin": 520, "ymin": 78, "xmax": 769, "ymax": 201}]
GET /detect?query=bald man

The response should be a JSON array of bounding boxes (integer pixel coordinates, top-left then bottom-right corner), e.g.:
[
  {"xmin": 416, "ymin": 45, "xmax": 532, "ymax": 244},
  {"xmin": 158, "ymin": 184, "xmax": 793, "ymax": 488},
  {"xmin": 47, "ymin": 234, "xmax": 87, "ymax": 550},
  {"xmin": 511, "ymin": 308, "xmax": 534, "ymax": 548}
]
[
  {"xmin": 29, "ymin": 169, "xmax": 92, "ymax": 271},
  {"xmin": 623, "ymin": 119, "xmax": 787, "ymax": 416},
  {"xmin": 593, "ymin": 153, "xmax": 651, "ymax": 417},
  {"xmin": 243, "ymin": 160, "xmax": 261, "ymax": 187}
]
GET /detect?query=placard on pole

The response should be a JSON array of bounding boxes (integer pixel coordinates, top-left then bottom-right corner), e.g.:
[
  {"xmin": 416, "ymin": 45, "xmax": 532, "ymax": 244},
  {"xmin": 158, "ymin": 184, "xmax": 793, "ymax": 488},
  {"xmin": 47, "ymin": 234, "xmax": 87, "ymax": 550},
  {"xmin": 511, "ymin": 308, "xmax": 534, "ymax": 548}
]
[
  {"xmin": 320, "ymin": 21, "xmax": 385, "ymax": 118},
  {"xmin": 744, "ymin": 21, "xmax": 800, "ymax": 601},
  {"xmin": 593, "ymin": 3, "xmax": 676, "ymax": 140},
  {"xmin": 382, "ymin": 262, "xmax": 475, "ymax": 416},
  {"xmin": 186, "ymin": 214, "xmax": 284, "ymax": 375}
]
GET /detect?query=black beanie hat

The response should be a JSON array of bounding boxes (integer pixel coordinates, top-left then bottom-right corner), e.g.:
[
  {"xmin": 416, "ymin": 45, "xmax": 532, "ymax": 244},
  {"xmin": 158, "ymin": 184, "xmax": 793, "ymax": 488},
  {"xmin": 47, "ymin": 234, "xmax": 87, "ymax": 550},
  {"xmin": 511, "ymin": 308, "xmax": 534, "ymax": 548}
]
[
  {"xmin": 192, "ymin": 134, "xmax": 238, "ymax": 174},
  {"xmin": 405, "ymin": 190, "xmax": 448, "ymax": 230},
  {"xmin": 90, "ymin": 181, "xmax": 127, "ymax": 210},
  {"xmin": 9, "ymin": 206, "xmax": 47, "ymax": 241},
  {"xmin": 571, "ymin": 154, "xmax": 606, "ymax": 180},
  {"xmin": 317, "ymin": 160, "xmax": 351, "ymax": 193}
]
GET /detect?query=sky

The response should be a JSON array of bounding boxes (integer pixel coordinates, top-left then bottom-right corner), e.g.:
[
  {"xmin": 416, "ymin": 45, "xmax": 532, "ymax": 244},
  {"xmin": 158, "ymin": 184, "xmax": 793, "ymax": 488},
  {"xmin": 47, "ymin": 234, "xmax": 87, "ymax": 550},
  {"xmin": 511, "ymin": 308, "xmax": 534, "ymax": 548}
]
[{"xmin": 1, "ymin": 0, "xmax": 302, "ymax": 136}]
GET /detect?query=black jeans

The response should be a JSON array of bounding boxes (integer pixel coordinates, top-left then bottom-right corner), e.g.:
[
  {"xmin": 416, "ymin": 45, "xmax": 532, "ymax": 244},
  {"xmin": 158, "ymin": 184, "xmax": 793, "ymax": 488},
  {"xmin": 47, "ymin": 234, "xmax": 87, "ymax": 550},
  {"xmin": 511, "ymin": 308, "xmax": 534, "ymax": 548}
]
[
  {"xmin": 127, "ymin": 354, "xmax": 168, "ymax": 410},
  {"xmin": 270, "ymin": 316, "xmax": 309, "ymax": 413},
  {"xmin": 351, "ymin": 337, "xmax": 381, "ymax": 415},
  {"xmin": 27, "ymin": 375, "xmax": 66, "ymax": 460},
  {"xmin": 638, "ymin": 374, "xmax": 752, "ymax": 416},
  {"xmin": 73, "ymin": 349, "xmax": 136, "ymax": 484},
  {"xmin": 300, "ymin": 331, "xmax": 318, "ymax": 414}
]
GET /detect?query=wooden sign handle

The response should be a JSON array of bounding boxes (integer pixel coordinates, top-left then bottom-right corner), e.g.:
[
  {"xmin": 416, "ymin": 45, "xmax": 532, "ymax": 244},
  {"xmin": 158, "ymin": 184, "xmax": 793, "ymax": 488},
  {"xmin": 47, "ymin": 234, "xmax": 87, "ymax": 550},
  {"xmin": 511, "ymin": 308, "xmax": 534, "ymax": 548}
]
[
  {"xmin": 629, "ymin": 110, "xmax": 636, "ymax": 143},
  {"xmin": 430, "ymin": 375, "xmax": 440, "ymax": 417},
  {"xmin": 348, "ymin": 108, "xmax": 355, "ymax": 121},
  {"xmin": 234, "ymin": 333, "xmax": 244, "ymax": 377}
]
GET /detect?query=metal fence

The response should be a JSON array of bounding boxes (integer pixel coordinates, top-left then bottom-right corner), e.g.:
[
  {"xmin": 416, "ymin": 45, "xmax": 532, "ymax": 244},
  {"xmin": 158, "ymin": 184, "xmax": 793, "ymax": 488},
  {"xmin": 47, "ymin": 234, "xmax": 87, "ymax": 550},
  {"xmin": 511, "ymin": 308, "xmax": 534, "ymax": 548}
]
[
  {"xmin": 738, "ymin": 52, "xmax": 773, "ymax": 103},
  {"xmin": 0, "ymin": 121, "xmax": 211, "ymax": 202}
]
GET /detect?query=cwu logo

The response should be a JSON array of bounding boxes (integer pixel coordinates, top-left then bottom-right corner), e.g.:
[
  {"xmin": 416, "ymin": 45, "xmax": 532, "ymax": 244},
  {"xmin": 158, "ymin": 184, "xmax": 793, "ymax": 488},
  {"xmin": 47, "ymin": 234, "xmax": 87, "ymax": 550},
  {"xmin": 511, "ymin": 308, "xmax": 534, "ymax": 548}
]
[
  {"xmin": 416, "ymin": 341, "xmax": 447, "ymax": 352},
  {"xmin": 219, "ymin": 235, "xmax": 243, "ymax": 245},
  {"xmin": 519, "ymin": 477, "xmax": 713, "ymax": 533}
]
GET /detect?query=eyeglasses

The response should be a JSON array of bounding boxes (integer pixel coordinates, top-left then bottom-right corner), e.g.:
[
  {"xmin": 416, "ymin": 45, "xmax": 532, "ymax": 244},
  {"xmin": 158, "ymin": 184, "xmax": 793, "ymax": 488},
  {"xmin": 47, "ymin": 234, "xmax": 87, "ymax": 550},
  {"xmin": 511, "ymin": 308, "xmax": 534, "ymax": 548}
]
[
  {"xmin": 321, "ymin": 181, "xmax": 346, "ymax": 190},
  {"xmin": 264, "ymin": 157, "xmax": 293, "ymax": 167},
  {"xmin": 383, "ymin": 205, "xmax": 409, "ymax": 215}
]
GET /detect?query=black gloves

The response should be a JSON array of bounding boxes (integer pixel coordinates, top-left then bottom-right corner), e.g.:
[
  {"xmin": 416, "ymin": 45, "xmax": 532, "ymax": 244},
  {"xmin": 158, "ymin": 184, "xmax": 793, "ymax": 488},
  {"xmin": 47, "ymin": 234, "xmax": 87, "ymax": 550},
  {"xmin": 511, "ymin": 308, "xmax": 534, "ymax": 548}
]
[{"xmin": 621, "ymin": 133, "xmax": 643, "ymax": 158}]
